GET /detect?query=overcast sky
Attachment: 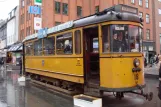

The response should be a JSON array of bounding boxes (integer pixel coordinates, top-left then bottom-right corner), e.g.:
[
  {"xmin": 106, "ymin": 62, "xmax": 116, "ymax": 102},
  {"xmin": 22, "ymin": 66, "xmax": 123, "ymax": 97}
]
[{"xmin": 0, "ymin": 0, "xmax": 19, "ymax": 20}]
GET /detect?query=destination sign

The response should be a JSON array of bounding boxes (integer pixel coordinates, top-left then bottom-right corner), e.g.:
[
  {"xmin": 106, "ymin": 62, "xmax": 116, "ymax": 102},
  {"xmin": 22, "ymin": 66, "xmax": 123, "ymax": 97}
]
[{"xmin": 121, "ymin": 5, "xmax": 138, "ymax": 14}]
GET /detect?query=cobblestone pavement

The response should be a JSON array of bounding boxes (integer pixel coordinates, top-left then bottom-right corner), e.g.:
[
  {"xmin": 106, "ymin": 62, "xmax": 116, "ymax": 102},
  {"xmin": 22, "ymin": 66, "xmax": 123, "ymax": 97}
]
[{"xmin": 0, "ymin": 68, "xmax": 160, "ymax": 107}]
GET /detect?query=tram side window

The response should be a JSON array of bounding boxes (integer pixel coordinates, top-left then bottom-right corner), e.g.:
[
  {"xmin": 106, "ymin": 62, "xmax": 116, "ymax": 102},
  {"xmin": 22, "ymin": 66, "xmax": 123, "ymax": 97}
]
[
  {"xmin": 56, "ymin": 32, "xmax": 73, "ymax": 54},
  {"xmin": 111, "ymin": 25, "xmax": 129, "ymax": 52},
  {"xmin": 102, "ymin": 25, "xmax": 109, "ymax": 53},
  {"xmin": 44, "ymin": 37, "xmax": 55, "ymax": 55},
  {"xmin": 34, "ymin": 39, "xmax": 43, "ymax": 56},
  {"xmin": 25, "ymin": 42, "xmax": 33, "ymax": 56},
  {"xmin": 129, "ymin": 25, "xmax": 140, "ymax": 52},
  {"xmin": 75, "ymin": 30, "xmax": 81, "ymax": 54}
]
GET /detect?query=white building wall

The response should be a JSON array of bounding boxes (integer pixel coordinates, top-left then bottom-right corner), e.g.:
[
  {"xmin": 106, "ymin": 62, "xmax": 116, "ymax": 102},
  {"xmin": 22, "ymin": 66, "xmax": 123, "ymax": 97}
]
[
  {"xmin": 15, "ymin": 6, "xmax": 19, "ymax": 42},
  {"xmin": 7, "ymin": 6, "xmax": 19, "ymax": 46},
  {"xmin": 7, "ymin": 18, "xmax": 15, "ymax": 46}
]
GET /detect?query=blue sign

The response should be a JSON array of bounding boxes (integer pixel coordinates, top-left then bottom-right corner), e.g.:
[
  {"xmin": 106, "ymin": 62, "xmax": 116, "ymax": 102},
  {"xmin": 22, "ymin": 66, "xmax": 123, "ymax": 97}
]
[
  {"xmin": 38, "ymin": 28, "xmax": 48, "ymax": 39},
  {"xmin": 28, "ymin": 6, "xmax": 41, "ymax": 15}
]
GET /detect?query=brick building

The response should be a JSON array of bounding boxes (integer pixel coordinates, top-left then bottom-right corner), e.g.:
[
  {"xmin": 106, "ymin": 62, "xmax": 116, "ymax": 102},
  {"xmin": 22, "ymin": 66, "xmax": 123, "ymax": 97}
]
[
  {"xmin": 19, "ymin": 0, "xmax": 154, "ymax": 54},
  {"xmin": 152, "ymin": 0, "xmax": 161, "ymax": 54}
]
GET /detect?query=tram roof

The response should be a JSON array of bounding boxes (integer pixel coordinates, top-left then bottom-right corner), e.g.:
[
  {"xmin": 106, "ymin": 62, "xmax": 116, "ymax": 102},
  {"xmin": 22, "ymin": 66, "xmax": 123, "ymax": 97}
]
[{"xmin": 23, "ymin": 4, "xmax": 141, "ymax": 42}]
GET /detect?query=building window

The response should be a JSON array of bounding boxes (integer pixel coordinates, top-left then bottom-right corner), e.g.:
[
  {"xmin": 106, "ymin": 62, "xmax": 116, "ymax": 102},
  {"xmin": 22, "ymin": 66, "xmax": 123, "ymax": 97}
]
[
  {"xmin": 75, "ymin": 30, "xmax": 81, "ymax": 54},
  {"xmin": 56, "ymin": 32, "xmax": 73, "ymax": 54},
  {"xmin": 27, "ymin": 0, "xmax": 30, "ymax": 5},
  {"xmin": 159, "ymin": 22, "xmax": 161, "ymax": 27},
  {"xmin": 21, "ymin": 0, "xmax": 24, "ymax": 8},
  {"xmin": 77, "ymin": 6, "xmax": 82, "ymax": 17},
  {"xmin": 146, "ymin": 14, "xmax": 150, "ymax": 23},
  {"xmin": 63, "ymin": 3, "xmax": 68, "ymax": 15},
  {"xmin": 34, "ymin": 39, "xmax": 43, "ymax": 56},
  {"xmin": 146, "ymin": 29, "xmax": 150, "ymax": 40},
  {"xmin": 131, "ymin": 0, "xmax": 135, "ymax": 4},
  {"xmin": 159, "ymin": 9, "xmax": 161, "ymax": 14},
  {"xmin": 20, "ymin": 30, "xmax": 24, "ymax": 41},
  {"xmin": 159, "ymin": 0, "xmax": 161, "ymax": 2},
  {"xmin": 55, "ymin": 22, "xmax": 61, "ymax": 26},
  {"xmin": 44, "ymin": 37, "xmax": 55, "ymax": 55},
  {"xmin": 55, "ymin": 1, "xmax": 61, "ymax": 14},
  {"xmin": 26, "ymin": 12, "xmax": 31, "ymax": 21},
  {"xmin": 95, "ymin": 6, "xmax": 99, "ymax": 13},
  {"xmin": 21, "ymin": 14, "xmax": 24, "ymax": 24},
  {"xmin": 139, "ymin": 12, "xmax": 143, "ymax": 17},
  {"xmin": 160, "ymin": 34, "xmax": 161, "ymax": 44},
  {"xmin": 146, "ymin": 0, "xmax": 149, "ymax": 8},
  {"xmin": 139, "ymin": 0, "xmax": 142, "ymax": 6},
  {"xmin": 26, "ymin": 26, "xmax": 31, "ymax": 36}
]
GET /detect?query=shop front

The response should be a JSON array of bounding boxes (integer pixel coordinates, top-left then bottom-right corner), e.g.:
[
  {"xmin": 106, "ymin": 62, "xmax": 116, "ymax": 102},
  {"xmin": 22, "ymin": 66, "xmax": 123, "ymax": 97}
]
[
  {"xmin": 7, "ymin": 43, "xmax": 23, "ymax": 65},
  {"xmin": 143, "ymin": 41, "xmax": 156, "ymax": 64}
]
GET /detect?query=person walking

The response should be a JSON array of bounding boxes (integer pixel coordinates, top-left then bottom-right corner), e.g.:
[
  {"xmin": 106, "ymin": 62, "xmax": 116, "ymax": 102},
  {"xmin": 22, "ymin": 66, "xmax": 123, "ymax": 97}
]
[
  {"xmin": 158, "ymin": 60, "xmax": 161, "ymax": 100},
  {"xmin": 19, "ymin": 58, "xmax": 22, "ymax": 75}
]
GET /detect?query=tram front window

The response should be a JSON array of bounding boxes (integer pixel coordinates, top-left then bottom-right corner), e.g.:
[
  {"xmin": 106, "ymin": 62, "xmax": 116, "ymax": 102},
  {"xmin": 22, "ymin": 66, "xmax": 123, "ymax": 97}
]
[
  {"xmin": 110, "ymin": 25, "xmax": 142, "ymax": 52},
  {"xmin": 111, "ymin": 25, "xmax": 128, "ymax": 52}
]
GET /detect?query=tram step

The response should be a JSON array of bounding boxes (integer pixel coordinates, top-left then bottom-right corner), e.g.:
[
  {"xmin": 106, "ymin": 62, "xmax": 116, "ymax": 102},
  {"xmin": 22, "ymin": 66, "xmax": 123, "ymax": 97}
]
[{"xmin": 84, "ymin": 86, "xmax": 102, "ymax": 98}]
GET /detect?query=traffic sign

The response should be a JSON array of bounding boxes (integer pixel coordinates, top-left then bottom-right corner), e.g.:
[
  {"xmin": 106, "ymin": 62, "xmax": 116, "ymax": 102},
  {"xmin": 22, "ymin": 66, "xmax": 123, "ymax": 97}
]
[{"xmin": 28, "ymin": 6, "xmax": 41, "ymax": 15}]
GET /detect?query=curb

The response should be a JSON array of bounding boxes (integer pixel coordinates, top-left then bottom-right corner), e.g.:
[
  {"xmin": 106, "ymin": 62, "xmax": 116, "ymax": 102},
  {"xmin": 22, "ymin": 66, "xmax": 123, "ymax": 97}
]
[{"xmin": 144, "ymin": 73, "xmax": 158, "ymax": 79}]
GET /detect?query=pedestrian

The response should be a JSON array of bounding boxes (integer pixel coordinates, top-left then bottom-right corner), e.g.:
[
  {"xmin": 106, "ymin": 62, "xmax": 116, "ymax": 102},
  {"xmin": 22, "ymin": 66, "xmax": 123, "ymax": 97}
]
[
  {"xmin": 156, "ymin": 54, "xmax": 159, "ymax": 64},
  {"xmin": 19, "ymin": 57, "xmax": 22, "ymax": 75},
  {"xmin": 144, "ymin": 57, "xmax": 147, "ymax": 67},
  {"xmin": 158, "ymin": 61, "xmax": 161, "ymax": 100}
]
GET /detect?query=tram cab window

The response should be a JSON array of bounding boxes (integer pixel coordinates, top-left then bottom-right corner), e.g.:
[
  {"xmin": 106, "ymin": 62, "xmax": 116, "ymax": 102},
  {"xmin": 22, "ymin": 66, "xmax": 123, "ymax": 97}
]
[
  {"xmin": 111, "ymin": 25, "xmax": 128, "ymax": 52},
  {"xmin": 43, "ymin": 37, "xmax": 55, "ymax": 55},
  {"xmin": 75, "ymin": 30, "xmax": 81, "ymax": 54},
  {"xmin": 25, "ymin": 42, "xmax": 33, "ymax": 56},
  {"xmin": 102, "ymin": 25, "xmax": 109, "ymax": 53},
  {"xmin": 93, "ymin": 38, "xmax": 99, "ymax": 53},
  {"xmin": 129, "ymin": 25, "xmax": 140, "ymax": 52},
  {"xmin": 34, "ymin": 39, "xmax": 43, "ymax": 56},
  {"xmin": 56, "ymin": 32, "xmax": 73, "ymax": 54}
]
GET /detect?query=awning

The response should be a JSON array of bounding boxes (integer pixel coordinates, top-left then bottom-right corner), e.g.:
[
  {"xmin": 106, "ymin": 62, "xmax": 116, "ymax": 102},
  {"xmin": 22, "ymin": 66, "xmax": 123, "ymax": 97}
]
[{"xmin": 8, "ymin": 43, "xmax": 23, "ymax": 52}]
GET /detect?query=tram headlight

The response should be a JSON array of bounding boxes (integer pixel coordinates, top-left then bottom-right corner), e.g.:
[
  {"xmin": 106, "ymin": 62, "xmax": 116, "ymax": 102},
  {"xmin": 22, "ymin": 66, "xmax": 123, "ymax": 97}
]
[{"xmin": 133, "ymin": 58, "xmax": 140, "ymax": 67}]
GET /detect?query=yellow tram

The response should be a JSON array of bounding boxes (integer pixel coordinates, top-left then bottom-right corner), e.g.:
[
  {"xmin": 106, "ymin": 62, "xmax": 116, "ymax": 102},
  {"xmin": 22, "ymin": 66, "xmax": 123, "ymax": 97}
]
[{"xmin": 23, "ymin": 4, "xmax": 152, "ymax": 100}]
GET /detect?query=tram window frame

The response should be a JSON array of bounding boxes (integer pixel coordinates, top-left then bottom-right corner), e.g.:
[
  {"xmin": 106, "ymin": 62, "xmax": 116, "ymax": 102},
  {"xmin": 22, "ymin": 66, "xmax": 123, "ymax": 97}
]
[
  {"xmin": 102, "ymin": 25, "xmax": 110, "ymax": 53},
  {"xmin": 74, "ymin": 30, "xmax": 81, "ymax": 54},
  {"xmin": 25, "ymin": 42, "xmax": 33, "ymax": 56},
  {"xmin": 56, "ymin": 32, "xmax": 73, "ymax": 55},
  {"xmin": 43, "ymin": 37, "xmax": 55, "ymax": 55},
  {"xmin": 34, "ymin": 39, "xmax": 43, "ymax": 56}
]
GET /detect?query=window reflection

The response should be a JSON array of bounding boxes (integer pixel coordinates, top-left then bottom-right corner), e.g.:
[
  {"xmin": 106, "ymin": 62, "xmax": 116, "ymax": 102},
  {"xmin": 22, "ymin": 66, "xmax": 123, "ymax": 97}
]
[
  {"xmin": 129, "ymin": 25, "xmax": 140, "ymax": 52},
  {"xmin": 111, "ymin": 25, "xmax": 128, "ymax": 52},
  {"xmin": 56, "ymin": 32, "xmax": 73, "ymax": 54},
  {"xmin": 34, "ymin": 39, "xmax": 42, "ymax": 56},
  {"xmin": 44, "ymin": 37, "xmax": 55, "ymax": 55},
  {"xmin": 25, "ymin": 42, "xmax": 33, "ymax": 55}
]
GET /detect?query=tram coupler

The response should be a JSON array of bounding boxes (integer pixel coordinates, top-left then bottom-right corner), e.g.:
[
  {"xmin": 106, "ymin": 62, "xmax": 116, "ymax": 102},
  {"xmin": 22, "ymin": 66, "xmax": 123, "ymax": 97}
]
[{"xmin": 128, "ymin": 85, "xmax": 153, "ymax": 101}]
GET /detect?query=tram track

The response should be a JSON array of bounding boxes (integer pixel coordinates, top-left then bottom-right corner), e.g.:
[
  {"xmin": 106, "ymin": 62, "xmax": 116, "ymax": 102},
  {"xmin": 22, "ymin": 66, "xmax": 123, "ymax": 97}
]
[{"xmin": 29, "ymin": 79, "xmax": 78, "ymax": 98}]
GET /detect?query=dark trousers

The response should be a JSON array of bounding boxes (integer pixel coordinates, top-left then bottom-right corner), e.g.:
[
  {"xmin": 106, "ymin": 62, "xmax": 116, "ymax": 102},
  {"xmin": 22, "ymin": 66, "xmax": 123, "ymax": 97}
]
[
  {"xmin": 20, "ymin": 65, "xmax": 22, "ymax": 75},
  {"xmin": 158, "ymin": 81, "xmax": 161, "ymax": 100}
]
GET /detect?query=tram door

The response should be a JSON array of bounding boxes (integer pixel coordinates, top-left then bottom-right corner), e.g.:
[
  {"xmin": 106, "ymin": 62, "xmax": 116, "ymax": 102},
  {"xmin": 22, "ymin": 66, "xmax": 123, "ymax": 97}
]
[{"xmin": 83, "ymin": 26, "xmax": 100, "ymax": 86}]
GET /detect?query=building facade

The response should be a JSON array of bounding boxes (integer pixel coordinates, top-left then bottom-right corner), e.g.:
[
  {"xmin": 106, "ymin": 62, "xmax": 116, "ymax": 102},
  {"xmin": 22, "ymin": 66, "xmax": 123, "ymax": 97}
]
[
  {"xmin": 7, "ymin": 6, "xmax": 19, "ymax": 46},
  {"xmin": 19, "ymin": 0, "xmax": 154, "ymax": 53},
  {"xmin": 152, "ymin": 0, "xmax": 161, "ymax": 55},
  {"xmin": 0, "ymin": 20, "xmax": 7, "ymax": 57}
]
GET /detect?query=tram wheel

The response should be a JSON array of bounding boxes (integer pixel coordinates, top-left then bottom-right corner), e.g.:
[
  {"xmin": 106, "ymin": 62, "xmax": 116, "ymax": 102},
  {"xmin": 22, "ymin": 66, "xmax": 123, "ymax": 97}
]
[{"xmin": 115, "ymin": 92, "xmax": 124, "ymax": 100}]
